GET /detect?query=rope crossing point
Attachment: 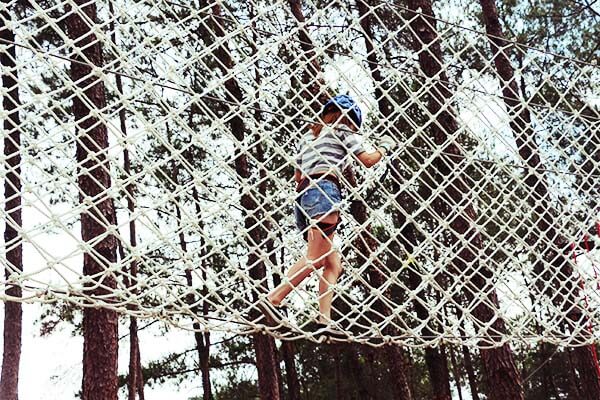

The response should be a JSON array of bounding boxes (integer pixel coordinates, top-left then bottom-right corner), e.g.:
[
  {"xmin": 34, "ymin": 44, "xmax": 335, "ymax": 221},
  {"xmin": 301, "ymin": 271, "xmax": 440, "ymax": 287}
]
[{"xmin": 0, "ymin": 0, "xmax": 599, "ymax": 348}]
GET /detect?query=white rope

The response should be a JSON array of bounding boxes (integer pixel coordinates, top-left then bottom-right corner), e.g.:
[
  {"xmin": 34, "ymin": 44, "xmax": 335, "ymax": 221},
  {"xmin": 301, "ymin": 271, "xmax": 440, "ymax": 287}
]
[{"xmin": 0, "ymin": 0, "xmax": 599, "ymax": 349}]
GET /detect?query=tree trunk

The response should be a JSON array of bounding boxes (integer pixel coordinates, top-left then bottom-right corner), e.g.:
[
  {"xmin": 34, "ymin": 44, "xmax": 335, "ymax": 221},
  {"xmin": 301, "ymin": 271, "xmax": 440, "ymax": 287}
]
[
  {"xmin": 566, "ymin": 349, "xmax": 582, "ymax": 399},
  {"xmin": 169, "ymin": 145, "xmax": 213, "ymax": 400},
  {"xmin": 405, "ymin": 1, "xmax": 524, "ymax": 399},
  {"xmin": 136, "ymin": 343, "xmax": 145, "ymax": 400},
  {"xmin": 424, "ymin": 346, "xmax": 451, "ymax": 399},
  {"xmin": 200, "ymin": 3, "xmax": 281, "ymax": 398},
  {"xmin": 191, "ymin": 150, "xmax": 213, "ymax": 399},
  {"xmin": 0, "ymin": 5, "xmax": 23, "ymax": 399},
  {"xmin": 461, "ymin": 344, "xmax": 480, "ymax": 400},
  {"xmin": 354, "ymin": 2, "xmax": 446, "ymax": 397},
  {"xmin": 271, "ymin": 241, "xmax": 300, "ymax": 400},
  {"xmin": 128, "ymin": 318, "xmax": 139, "ymax": 400},
  {"xmin": 175, "ymin": 199, "xmax": 213, "ymax": 400},
  {"xmin": 66, "ymin": 2, "xmax": 119, "ymax": 399},
  {"xmin": 288, "ymin": 0, "xmax": 329, "ymax": 113},
  {"xmin": 272, "ymin": 237, "xmax": 301, "ymax": 400},
  {"xmin": 449, "ymin": 346, "xmax": 464, "ymax": 400},
  {"xmin": 345, "ymin": 345, "xmax": 374, "ymax": 399},
  {"xmin": 399, "ymin": 225, "xmax": 452, "ymax": 400},
  {"xmin": 107, "ymin": 2, "xmax": 144, "ymax": 396},
  {"xmin": 385, "ymin": 347, "xmax": 413, "ymax": 400},
  {"xmin": 478, "ymin": 1, "xmax": 600, "ymax": 398},
  {"xmin": 280, "ymin": 341, "xmax": 301, "ymax": 400}
]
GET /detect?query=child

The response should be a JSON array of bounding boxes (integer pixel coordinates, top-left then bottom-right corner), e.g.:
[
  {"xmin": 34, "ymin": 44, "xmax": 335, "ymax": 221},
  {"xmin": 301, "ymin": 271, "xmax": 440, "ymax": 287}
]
[{"xmin": 261, "ymin": 94, "xmax": 395, "ymax": 335}]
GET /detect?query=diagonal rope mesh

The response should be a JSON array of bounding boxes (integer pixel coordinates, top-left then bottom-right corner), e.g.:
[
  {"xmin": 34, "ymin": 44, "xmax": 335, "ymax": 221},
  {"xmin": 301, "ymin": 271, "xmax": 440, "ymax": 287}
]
[{"xmin": 1, "ymin": 0, "xmax": 599, "ymax": 348}]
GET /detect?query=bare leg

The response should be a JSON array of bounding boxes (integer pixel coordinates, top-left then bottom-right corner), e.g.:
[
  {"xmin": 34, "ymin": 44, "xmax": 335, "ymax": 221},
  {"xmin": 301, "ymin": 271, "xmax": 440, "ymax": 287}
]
[
  {"xmin": 268, "ymin": 213, "xmax": 337, "ymax": 305},
  {"xmin": 318, "ymin": 248, "xmax": 342, "ymax": 324},
  {"xmin": 268, "ymin": 254, "xmax": 314, "ymax": 306}
]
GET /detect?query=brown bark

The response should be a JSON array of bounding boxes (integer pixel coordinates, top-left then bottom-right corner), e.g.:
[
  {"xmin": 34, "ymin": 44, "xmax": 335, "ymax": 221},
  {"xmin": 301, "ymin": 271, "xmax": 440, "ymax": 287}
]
[
  {"xmin": 288, "ymin": 0, "xmax": 329, "ymax": 113},
  {"xmin": 107, "ymin": 1, "xmax": 144, "ymax": 396},
  {"xmin": 566, "ymin": 349, "xmax": 582, "ymax": 399},
  {"xmin": 66, "ymin": 2, "xmax": 119, "ymax": 399},
  {"xmin": 449, "ymin": 346, "xmax": 464, "ymax": 400},
  {"xmin": 279, "ymin": 342, "xmax": 301, "ymax": 400},
  {"xmin": 201, "ymin": 3, "xmax": 281, "ymax": 398},
  {"xmin": 272, "ymin": 238, "xmax": 300, "ymax": 400},
  {"xmin": 191, "ymin": 149, "xmax": 212, "ymax": 399},
  {"xmin": 356, "ymin": 0, "xmax": 394, "ymax": 122},
  {"xmin": 136, "ymin": 344, "xmax": 145, "ymax": 400},
  {"xmin": 422, "ymin": 341, "xmax": 451, "ymax": 400},
  {"xmin": 270, "ymin": 239, "xmax": 300, "ymax": 400},
  {"xmin": 405, "ymin": 1, "xmax": 524, "ymax": 399},
  {"xmin": 345, "ymin": 345, "xmax": 374, "ymax": 399},
  {"xmin": 355, "ymin": 2, "xmax": 443, "ymax": 398},
  {"xmin": 385, "ymin": 347, "xmax": 413, "ymax": 400},
  {"xmin": 170, "ymin": 152, "xmax": 213, "ymax": 400},
  {"xmin": 461, "ymin": 344, "xmax": 480, "ymax": 400},
  {"xmin": 128, "ymin": 318, "xmax": 139, "ymax": 400},
  {"xmin": 406, "ymin": 252, "xmax": 451, "ymax": 400},
  {"xmin": 0, "ymin": 5, "xmax": 22, "ymax": 399},
  {"xmin": 478, "ymin": 1, "xmax": 600, "ymax": 398}
]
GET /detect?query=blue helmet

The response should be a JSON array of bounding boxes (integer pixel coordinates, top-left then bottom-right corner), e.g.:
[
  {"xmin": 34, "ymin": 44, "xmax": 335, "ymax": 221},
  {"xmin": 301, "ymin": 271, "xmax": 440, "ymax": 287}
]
[{"xmin": 321, "ymin": 94, "xmax": 363, "ymax": 128}]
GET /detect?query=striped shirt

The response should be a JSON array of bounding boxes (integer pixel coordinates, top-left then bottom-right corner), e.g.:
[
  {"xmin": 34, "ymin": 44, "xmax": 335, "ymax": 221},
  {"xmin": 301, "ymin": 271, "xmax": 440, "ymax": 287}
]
[{"xmin": 295, "ymin": 126, "xmax": 365, "ymax": 179}]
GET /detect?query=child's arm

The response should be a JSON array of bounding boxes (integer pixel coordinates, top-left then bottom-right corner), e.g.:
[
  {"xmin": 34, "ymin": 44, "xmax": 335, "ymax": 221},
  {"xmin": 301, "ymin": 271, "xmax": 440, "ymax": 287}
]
[
  {"xmin": 357, "ymin": 150, "xmax": 384, "ymax": 168},
  {"xmin": 356, "ymin": 135, "xmax": 396, "ymax": 168}
]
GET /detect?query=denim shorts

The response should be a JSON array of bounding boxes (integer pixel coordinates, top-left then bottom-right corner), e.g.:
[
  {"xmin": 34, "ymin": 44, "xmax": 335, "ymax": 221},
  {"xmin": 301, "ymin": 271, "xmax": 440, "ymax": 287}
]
[{"xmin": 294, "ymin": 179, "xmax": 342, "ymax": 235}]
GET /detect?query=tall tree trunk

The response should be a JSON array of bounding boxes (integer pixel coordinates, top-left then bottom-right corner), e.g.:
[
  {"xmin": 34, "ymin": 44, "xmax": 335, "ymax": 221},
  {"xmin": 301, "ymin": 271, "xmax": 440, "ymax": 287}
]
[
  {"xmin": 136, "ymin": 346, "xmax": 145, "ymax": 400},
  {"xmin": 345, "ymin": 345, "xmax": 374, "ymax": 399},
  {"xmin": 168, "ymin": 123, "xmax": 213, "ymax": 400},
  {"xmin": 136, "ymin": 347, "xmax": 145, "ymax": 400},
  {"xmin": 405, "ymin": 1, "xmax": 524, "ymax": 399},
  {"xmin": 128, "ymin": 318, "xmax": 140, "ymax": 400},
  {"xmin": 385, "ymin": 347, "xmax": 413, "ymax": 400},
  {"xmin": 355, "ymin": 1, "xmax": 443, "ymax": 398},
  {"xmin": 280, "ymin": 341, "xmax": 301, "ymax": 400},
  {"xmin": 271, "ymin": 239, "xmax": 299, "ymax": 400},
  {"xmin": 174, "ymin": 196, "xmax": 213, "ymax": 400},
  {"xmin": 191, "ymin": 186, "xmax": 212, "ymax": 400},
  {"xmin": 66, "ymin": 2, "xmax": 118, "ymax": 399},
  {"xmin": 200, "ymin": 3, "xmax": 281, "ymax": 398},
  {"xmin": 566, "ymin": 349, "xmax": 582, "ymax": 399},
  {"xmin": 449, "ymin": 346, "xmax": 464, "ymax": 400},
  {"xmin": 0, "ymin": 5, "xmax": 22, "ymax": 399},
  {"xmin": 107, "ymin": 1, "xmax": 144, "ymax": 397},
  {"xmin": 288, "ymin": 0, "xmax": 329, "ymax": 113},
  {"xmin": 273, "ymin": 236, "xmax": 300, "ymax": 400},
  {"xmin": 461, "ymin": 343, "xmax": 480, "ymax": 400},
  {"xmin": 478, "ymin": 2, "xmax": 600, "ymax": 398},
  {"xmin": 186, "ymin": 84, "xmax": 213, "ymax": 398},
  {"xmin": 272, "ymin": 252, "xmax": 300, "ymax": 400}
]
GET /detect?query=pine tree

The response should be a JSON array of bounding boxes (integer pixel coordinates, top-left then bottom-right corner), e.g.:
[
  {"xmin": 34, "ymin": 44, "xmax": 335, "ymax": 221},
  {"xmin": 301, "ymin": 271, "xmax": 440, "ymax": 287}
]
[
  {"xmin": 66, "ymin": 1, "xmax": 119, "ymax": 399},
  {"xmin": 405, "ymin": 0, "xmax": 525, "ymax": 399},
  {"xmin": 198, "ymin": 1, "xmax": 282, "ymax": 398},
  {"xmin": 478, "ymin": 1, "xmax": 600, "ymax": 398},
  {"xmin": 0, "ymin": 2, "xmax": 23, "ymax": 399}
]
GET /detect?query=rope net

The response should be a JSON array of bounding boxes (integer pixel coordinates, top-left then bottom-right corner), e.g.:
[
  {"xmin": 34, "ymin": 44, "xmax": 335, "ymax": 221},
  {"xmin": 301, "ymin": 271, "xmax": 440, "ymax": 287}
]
[{"xmin": 1, "ymin": 0, "xmax": 599, "ymax": 348}]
